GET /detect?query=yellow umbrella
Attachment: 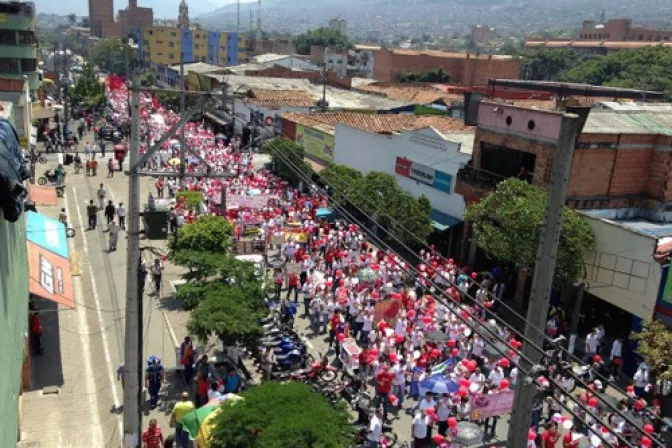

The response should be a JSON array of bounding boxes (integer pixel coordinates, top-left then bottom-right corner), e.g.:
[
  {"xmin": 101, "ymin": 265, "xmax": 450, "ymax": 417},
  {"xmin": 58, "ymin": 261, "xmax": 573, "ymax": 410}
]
[{"xmin": 168, "ymin": 158, "xmax": 181, "ymax": 166}]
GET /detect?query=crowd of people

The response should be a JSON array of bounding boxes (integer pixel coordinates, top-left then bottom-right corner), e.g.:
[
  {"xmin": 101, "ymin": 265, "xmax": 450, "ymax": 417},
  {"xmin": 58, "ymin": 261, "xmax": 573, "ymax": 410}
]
[{"xmin": 102, "ymin": 76, "xmax": 669, "ymax": 448}]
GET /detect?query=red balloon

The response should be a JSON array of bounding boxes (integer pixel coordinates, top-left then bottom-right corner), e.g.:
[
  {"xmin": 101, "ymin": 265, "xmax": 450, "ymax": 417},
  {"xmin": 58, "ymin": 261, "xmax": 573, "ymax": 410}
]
[
  {"xmin": 484, "ymin": 301, "xmax": 493, "ymax": 309},
  {"xmin": 448, "ymin": 339, "xmax": 456, "ymax": 347},
  {"xmin": 431, "ymin": 413, "xmax": 439, "ymax": 422},
  {"xmin": 641, "ymin": 436, "xmax": 652, "ymax": 447},
  {"xmin": 459, "ymin": 379, "xmax": 471, "ymax": 388},
  {"xmin": 388, "ymin": 394, "xmax": 397, "ymax": 404},
  {"xmin": 337, "ymin": 333, "xmax": 345, "ymax": 342},
  {"xmin": 452, "ymin": 348, "xmax": 459, "ymax": 356},
  {"xmin": 499, "ymin": 358, "xmax": 510, "ymax": 368},
  {"xmin": 430, "ymin": 349, "xmax": 441, "ymax": 358},
  {"xmin": 593, "ymin": 354, "xmax": 602, "ymax": 363},
  {"xmin": 395, "ymin": 335, "xmax": 404, "ymax": 344},
  {"xmin": 635, "ymin": 399, "xmax": 647, "ymax": 410},
  {"xmin": 408, "ymin": 310, "xmax": 416, "ymax": 319},
  {"xmin": 425, "ymin": 407, "xmax": 435, "ymax": 415},
  {"xmin": 528, "ymin": 431, "xmax": 537, "ymax": 441},
  {"xmin": 588, "ymin": 397, "xmax": 599, "ymax": 408},
  {"xmin": 499, "ymin": 379, "xmax": 510, "ymax": 390},
  {"xmin": 433, "ymin": 434, "xmax": 445, "ymax": 444},
  {"xmin": 468, "ymin": 360, "xmax": 478, "ymax": 370},
  {"xmin": 447, "ymin": 417, "xmax": 458, "ymax": 428},
  {"xmin": 643, "ymin": 424, "xmax": 654, "ymax": 434},
  {"xmin": 461, "ymin": 359, "xmax": 470, "ymax": 366},
  {"xmin": 457, "ymin": 387, "xmax": 469, "ymax": 397}
]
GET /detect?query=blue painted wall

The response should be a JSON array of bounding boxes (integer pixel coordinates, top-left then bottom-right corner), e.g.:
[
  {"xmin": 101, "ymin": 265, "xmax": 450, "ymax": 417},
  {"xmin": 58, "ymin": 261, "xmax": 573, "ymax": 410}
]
[
  {"xmin": 227, "ymin": 32, "xmax": 238, "ymax": 65},
  {"xmin": 181, "ymin": 29, "xmax": 194, "ymax": 63},
  {"xmin": 208, "ymin": 32, "xmax": 220, "ymax": 65}
]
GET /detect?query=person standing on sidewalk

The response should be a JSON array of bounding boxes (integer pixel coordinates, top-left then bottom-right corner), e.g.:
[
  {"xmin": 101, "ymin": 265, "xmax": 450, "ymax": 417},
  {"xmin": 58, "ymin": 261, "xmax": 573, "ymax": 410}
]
[
  {"xmin": 142, "ymin": 419, "xmax": 164, "ymax": 448},
  {"xmin": 29, "ymin": 311, "xmax": 44, "ymax": 355},
  {"xmin": 108, "ymin": 219, "xmax": 120, "ymax": 252},
  {"xmin": 107, "ymin": 158, "xmax": 115, "ymax": 177},
  {"xmin": 145, "ymin": 357, "xmax": 165, "ymax": 409},
  {"xmin": 152, "ymin": 259, "xmax": 163, "ymax": 295},
  {"xmin": 86, "ymin": 200, "xmax": 98, "ymax": 229},
  {"xmin": 104, "ymin": 200, "xmax": 115, "ymax": 227},
  {"xmin": 117, "ymin": 202, "xmax": 126, "ymax": 230},
  {"xmin": 170, "ymin": 392, "xmax": 195, "ymax": 448},
  {"xmin": 97, "ymin": 183, "xmax": 107, "ymax": 209}
]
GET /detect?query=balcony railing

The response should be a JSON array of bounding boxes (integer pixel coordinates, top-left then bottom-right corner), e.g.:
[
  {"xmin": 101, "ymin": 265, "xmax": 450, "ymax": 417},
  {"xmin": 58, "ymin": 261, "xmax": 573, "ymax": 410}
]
[{"xmin": 456, "ymin": 164, "xmax": 508, "ymax": 191}]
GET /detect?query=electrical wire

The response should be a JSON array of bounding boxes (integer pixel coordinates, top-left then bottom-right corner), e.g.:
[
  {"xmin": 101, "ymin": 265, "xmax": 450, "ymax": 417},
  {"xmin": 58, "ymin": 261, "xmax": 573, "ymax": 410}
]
[
  {"xmin": 267, "ymin": 139, "xmax": 661, "ymax": 448},
  {"xmin": 271, "ymin": 135, "xmax": 666, "ymax": 423}
]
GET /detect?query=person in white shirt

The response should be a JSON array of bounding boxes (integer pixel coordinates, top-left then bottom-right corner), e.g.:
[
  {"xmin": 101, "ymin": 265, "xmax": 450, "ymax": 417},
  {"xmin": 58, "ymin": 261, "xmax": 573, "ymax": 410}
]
[
  {"xmin": 367, "ymin": 408, "xmax": 383, "ymax": 447},
  {"xmin": 488, "ymin": 366, "xmax": 505, "ymax": 388},
  {"xmin": 584, "ymin": 330, "xmax": 599, "ymax": 363},
  {"xmin": 633, "ymin": 364, "xmax": 649, "ymax": 397},
  {"xmin": 468, "ymin": 367, "xmax": 486, "ymax": 392},
  {"xmin": 116, "ymin": 202, "xmax": 126, "ymax": 230},
  {"xmin": 411, "ymin": 409, "xmax": 431, "ymax": 445},
  {"xmin": 609, "ymin": 338, "xmax": 623, "ymax": 380},
  {"xmin": 436, "ymin": 394, "xmax": 452, "ymax": 436},
  {"xmin": 392, "ymin": 359, "xmax": 407, "ymax": 407},
  {"xmin": 419, "ymin": 392, "xmax": 437, "ymax": 412}
]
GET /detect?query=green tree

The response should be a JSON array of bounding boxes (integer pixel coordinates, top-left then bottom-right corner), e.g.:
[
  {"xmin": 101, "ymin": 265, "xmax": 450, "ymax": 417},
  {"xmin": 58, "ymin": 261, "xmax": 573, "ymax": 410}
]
[
  {"xmin": 67, "ymin": 13, "xmax": 77, "ymax": 26},
  {"xmin": 397, "ymin": 68, "xmax": 451, "ymax": 83},
  {"xmin": 464, "ymin": 178, "xmax": 594, "ymax": 288},
  {"xmin": 170, "ymin": 215, "xmax": 232, "ymax": 253},
  {"xmin": 558, "ymin": 46, "xmax": 672, "ymax": 101},
  {"xmin": 262, "ymin": 138, "xmax": 313, "ymax": 187},
  {"xmin": 294, "ymin": 27, "xmax": 353, "ymax": 55},
  {"xmin": 209, "ymin": 382, "xmax": 351, "ymax": 448},
  {"xmin": 139, "ymin": 71, "xmax": 155, "ymax": 87},
  {"xmin": 79, "ymin": 17, "xmax": 90, "ymax": 28},
  {"xmin": 631, "ymin": 320, "xmax": 672, "ymax": 381},
  {"xmin": 71, "ymin": 63, "xmax": 105, "ymax": 107},
  {"xmin": 90, "ymin": 38, "xmax": 136, "ymax": 75},
  {"xmin": 521, "ymin": 48, "xmax": 580, "ymax": 81}
]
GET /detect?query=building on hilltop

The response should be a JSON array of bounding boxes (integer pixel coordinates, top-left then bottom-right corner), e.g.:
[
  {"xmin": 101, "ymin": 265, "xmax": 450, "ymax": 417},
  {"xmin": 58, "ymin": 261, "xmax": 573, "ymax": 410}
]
[
  {"xmin": 118, "ymin": 0, "xmax": 153, "ymax": 38},
  {"xmin": 328, "ymin": 18, "xmax": 347, "ymax": 35},
  {"xmin": 0, "ymin": 2, "xmax": 41, "ymax": 97},
  {"xmin": 471, "ymin": 25, "xmax": 496, "ymax": 44},
  {"xmin": 578, "ymin": 18, "xmax": 671, "ymax": 42}
]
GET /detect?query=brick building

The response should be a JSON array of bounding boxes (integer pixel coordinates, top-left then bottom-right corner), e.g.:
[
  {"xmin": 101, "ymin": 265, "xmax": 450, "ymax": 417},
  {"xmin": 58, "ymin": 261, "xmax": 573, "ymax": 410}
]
[
  {"xmin": 471, "ymin": 25, "xmax": 496, "ymax": 43},
  {"xmin": 455, "ymin": 102, "xmax": 672, "ymax": 211},
  {"xmin": 372, "ymin": 48, "xmax": 520, "ymax": 85},
  {"xmin": 578, "ymin": 18, "xmax": 671, "ymax": 42},
  {"xmin": 88, "ymin": 0, "xmax": 119, "ymax": 38},
  {"xmin": 118, "ymin": 0, "xmax": 153, "ymax": 38}
]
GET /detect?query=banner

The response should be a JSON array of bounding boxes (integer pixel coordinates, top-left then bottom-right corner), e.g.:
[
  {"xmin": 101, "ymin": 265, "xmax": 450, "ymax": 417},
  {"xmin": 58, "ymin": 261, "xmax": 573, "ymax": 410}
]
[
  {"xmin": 225, "ymin": 194, "xmax": 276, "ymax": 209},
  {"xmin": 469, "ymin": 391, "xmax": 515, "ymax": 420},
  {"xmin": 394, "ymin": 157, "xmax": 453, "ymax": 194},
  {"xmin": 373, "ymin": 299, "xmax": 401, "ymax": 323},
  {"xmin": 295, "ymin": 124, "xmax": 335, "ymax": 163}
]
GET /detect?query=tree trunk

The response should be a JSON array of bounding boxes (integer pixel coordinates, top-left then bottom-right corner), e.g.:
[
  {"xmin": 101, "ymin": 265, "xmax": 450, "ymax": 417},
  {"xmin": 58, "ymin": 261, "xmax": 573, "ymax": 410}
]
[{"xmin": 514, "ymin": 267, "xmax": 528, "ymax": 305}]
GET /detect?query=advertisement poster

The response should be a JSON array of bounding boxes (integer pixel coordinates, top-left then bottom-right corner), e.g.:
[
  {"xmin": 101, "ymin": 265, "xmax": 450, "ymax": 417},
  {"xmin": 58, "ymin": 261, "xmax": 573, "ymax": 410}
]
[
  {"xmin": 295, "ymin": 124, "xmax": 335, "ymax": 163},
  {"xmin": 27, "ymin": 242, "xmax": 75, "ymax": 308},
  {"xmin": 469, "ymin": 391, "xmax": 515, "ymax": 420},
  {"xmin": 394, "ymin": 157, "xmax": 453, "ymax": 194}
]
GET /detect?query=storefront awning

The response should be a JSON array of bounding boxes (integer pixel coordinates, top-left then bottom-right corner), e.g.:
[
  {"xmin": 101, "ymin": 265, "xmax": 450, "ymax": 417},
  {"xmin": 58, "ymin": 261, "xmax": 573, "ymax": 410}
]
[
  {"xmin": 25, "ymin": 211, "xmax": 74, "ymax": 308},
  {"xmin": 430, "ymin": 209, "xmax": 462, "ymax": 231}
]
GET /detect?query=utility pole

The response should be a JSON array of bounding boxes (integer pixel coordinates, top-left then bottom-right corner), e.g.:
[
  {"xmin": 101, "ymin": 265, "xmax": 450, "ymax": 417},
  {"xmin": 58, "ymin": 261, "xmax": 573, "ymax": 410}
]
[
  {"xmin": 179, "ymin": 52, "xmax": 186, "ymax": 187},
  {"xmin": 507, "ymin": 113, "xmax": 582, "ymax": 448},
  {"xmin": 123, "ymin": 71, "xmax": 142, "ymax": 448},
  {"xmin": 237, "ymin": 0, "xmax": 240, "ymax": 33}
]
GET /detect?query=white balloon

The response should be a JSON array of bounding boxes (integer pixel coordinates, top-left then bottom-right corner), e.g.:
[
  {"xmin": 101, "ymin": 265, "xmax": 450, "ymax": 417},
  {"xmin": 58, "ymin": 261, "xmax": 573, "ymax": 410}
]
[
  {"xmin": 590, "ymin": 435, "xmax": 601, "ymax": 447},
  {"xmin": 562, "ymin": 420, "xmax": 574, "ymax": 430}
]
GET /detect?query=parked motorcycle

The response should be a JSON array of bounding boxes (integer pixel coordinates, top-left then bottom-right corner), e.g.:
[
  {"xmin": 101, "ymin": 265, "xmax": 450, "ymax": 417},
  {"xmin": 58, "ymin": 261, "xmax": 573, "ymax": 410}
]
[{"xmin": 290, "ymin": 354, "xmax": 337, "ymax": 384}]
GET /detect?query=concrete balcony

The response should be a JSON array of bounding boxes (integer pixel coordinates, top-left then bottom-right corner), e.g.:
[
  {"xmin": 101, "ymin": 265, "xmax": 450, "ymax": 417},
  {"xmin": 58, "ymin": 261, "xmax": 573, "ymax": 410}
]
[
  {"xmin": 454, "ymin": 164, "xmax": 506, "ymax": 204},
  {"xmin": 0, "ymin": 44, "xmax": 36, "ymax": 59},
  {"xmin": 0, "ymin": 14, "xmax": 36, "ymax": 31}
]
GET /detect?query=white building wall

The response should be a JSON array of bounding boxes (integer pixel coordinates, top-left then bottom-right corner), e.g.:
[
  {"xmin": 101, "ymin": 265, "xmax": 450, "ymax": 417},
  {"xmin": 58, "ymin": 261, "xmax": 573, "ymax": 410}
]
[
  {"xmin": 333, "ymin": 125, "xmax": 472, "ymax": 219},
  {"xmin": 580, "ymin": 214, "xmax": 661, "ymax": 320},
  {"xmin": 265, "ymin": 57, "xmax": 320, "ymax": 71}
]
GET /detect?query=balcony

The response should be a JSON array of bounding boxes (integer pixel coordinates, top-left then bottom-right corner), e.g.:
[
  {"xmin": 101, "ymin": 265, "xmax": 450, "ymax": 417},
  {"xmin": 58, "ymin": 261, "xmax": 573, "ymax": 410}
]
[
  {"xmin": 0, "ymin": 44, "xmax": 36, "ymax": 60},
  {"xmin": 454, "ymin": 164, "xmax": 507, "ymax": 203}
]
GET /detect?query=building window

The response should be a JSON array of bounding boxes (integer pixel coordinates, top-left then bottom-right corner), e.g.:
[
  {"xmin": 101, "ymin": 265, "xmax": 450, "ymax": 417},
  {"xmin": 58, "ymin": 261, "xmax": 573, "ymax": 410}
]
[
  {"xmin": 655, "ymin": 36, "xmax": 661, "ymax": 41},
  {"xmin": 0, "ymin": 30, "xmax": 14, "ymax": 45},
  {"xmin": 194, "ymin": 44, "xmax": 199, "ymax": 49},
  {"xmin": 143, "ymin": 40, "xmax": 149, "ymax": 46},
  {"xmin": 169, "ymin": 41, "xmax": 175, "ymax": 47},
  {"xmin": 20, "ymin": 58, "xmax": 36, "ymax": 72},
  {"xmin": 169, "ymin": 53, "xmax": 175, "ymax": 60},
  {"xmin": 0, "ymin": 57, "xmax": 19, "ymax": 73},
  {"xmin": 171, "ymin": 32, "xmax": 177, "ymax": 37}
]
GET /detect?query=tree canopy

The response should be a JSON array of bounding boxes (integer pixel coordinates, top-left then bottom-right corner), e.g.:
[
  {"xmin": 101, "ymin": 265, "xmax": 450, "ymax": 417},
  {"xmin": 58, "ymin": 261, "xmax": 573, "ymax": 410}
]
[
  {"xmin": 169, "ymin": 215, "xmax": 233, "ymax": 253},
  {"xmin": 90, "ymin": 38, "xmax": 136, "ymax": 75},
  {"xmin": 295, "ymin": 27, "xmax": 353, "ymax": 55},
  {"xmin": 320, "ymin": 166, "xmax": 434, "ymax": 248},
  {"xmin": 464, "ymin": 178, "xmax": 594, "ymax": 288},
  {"xmin": 521, "ymin": 48, "xmax": 580, "ymax": 81},
  {"xmin": 262, "ymin": 138, "xmax": 314, "ymax": 188},
  {"xmin": 557, "ymin": 46, "xmax": 672, "ymax": 100},
  {"xmin": 209, "ymin": 382, "xmax": 351, "ymax": 448},
  {"xmin": 398, "ymin": 67, "xmax": 451, "ymax": 83},
  {"xmin": 70, "ymin": 63, "xmax": 105, "ymax": 108},
  {"xmin": 631, "ymin": 320, "xmax": 672, "ymax": 381}
]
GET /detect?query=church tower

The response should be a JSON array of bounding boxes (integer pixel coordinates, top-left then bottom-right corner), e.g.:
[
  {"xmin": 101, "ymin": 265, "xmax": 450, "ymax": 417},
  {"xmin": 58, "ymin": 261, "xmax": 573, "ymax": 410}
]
[{"xmin": 178, "ymin": 0, "xmax": 189, "ymax": 28}]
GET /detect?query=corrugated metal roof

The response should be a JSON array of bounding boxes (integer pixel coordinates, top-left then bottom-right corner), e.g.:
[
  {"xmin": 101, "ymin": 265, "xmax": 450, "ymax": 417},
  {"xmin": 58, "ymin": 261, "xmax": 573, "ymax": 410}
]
[{"xmin": 583, "ymin": 110, "xmax": 672, "ymax": 135}]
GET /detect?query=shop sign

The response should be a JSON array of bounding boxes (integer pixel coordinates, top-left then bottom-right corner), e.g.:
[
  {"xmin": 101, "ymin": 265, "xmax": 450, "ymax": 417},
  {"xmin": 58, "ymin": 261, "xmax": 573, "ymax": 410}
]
[
  {"xmin": 295, "ymin": 124, "xmax": 335, "ymax": 163},
  {"xmin": 395, "ymin": 157, "xmax": 453, "ymax": 194}
]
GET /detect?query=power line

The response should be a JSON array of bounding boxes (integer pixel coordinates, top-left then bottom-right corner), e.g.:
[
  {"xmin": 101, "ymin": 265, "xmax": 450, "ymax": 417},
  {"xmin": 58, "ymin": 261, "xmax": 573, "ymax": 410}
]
[{"xmin": 266, "ymin": 139, "xmax": 661, "ymax": 448}]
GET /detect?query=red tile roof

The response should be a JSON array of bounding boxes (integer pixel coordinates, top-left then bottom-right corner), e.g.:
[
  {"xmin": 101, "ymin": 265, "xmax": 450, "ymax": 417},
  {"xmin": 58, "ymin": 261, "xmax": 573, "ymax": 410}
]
[
  {"xmin": 356, "ymin": 83, "xmax": 463, "ymax": 105},
  {"xmin": 282, "ymin": 112, "xmax": 473, "ymax": 135}
]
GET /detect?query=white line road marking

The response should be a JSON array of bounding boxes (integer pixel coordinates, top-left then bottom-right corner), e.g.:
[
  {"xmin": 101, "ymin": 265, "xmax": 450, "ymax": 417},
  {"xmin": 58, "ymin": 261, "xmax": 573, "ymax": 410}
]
[
  {"xmin": 65, "ymin": 195, "xmax": 104, "ymax": 447},
  {"xmin": 73, "ymin": 187, "xmax": 123, "ymax": 441}
]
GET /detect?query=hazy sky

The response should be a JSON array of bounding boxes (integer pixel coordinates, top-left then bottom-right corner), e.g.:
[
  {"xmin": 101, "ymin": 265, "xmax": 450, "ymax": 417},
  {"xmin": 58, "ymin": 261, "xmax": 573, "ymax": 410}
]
[{"xmin": 33, "ymin": 0, "xmax": 257, "ymax": 18}]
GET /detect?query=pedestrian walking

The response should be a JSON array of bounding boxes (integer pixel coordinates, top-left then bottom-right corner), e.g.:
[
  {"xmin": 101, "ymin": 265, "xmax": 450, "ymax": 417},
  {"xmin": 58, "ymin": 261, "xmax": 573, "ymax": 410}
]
[
  {"xmin": 104, "ymin": 200, "xmax": 115, "ymax": 227},
  {"xmin": 145, "ymin": 357, "xmax": 165, "ymax": 409},
  {"xmin": 142, "ymin": 419, "xmax": 164, "ymax": 448},
  {"xmin": 86, "ymin": 200, "xmax": 98, "ymax": 229},
  {"xmin": 108, "ymin": 219, "xmax": 120, "ymax": 251},
  {"xmin": 99, "ymin": 138, "xmax": 106, "ymax": 157},
  {"xmin": 117, "ymin": 202, "xmax": 126, "ymax": 230},
  {"xmin": 97, "ymin": 183, "xmax": 107, "ymax": 209},
  {"xmin": 107, "ymin": 158, "xmax": 115, "ymax": 177},
  {"xmin": 170, "ymin": 392, "xmax": 195, "ymax": 448},
  {"xmin": 261, "ymin": 346, "xmax": 274, "ymax": 381},
  {"xmin": 29, "ymin": 311, "xmax": 44, "ymax": 355},
  {"xmin": 151, "ymin": 258, "xmax": 163, "ymax": 294},
  {"xmin": 179, "ymin": 336, "xmax": 196, "ymax": 385}
]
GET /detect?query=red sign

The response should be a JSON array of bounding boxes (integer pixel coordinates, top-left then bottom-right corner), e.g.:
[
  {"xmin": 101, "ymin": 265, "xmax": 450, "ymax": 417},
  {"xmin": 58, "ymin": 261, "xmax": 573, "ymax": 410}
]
[
  {"xmin": 27, "ymin": 242, "xmax": 75, "ymax": 308},
  {"xmin": 394, "ymin": 157, "xmax": 412, "ymax": 177}
]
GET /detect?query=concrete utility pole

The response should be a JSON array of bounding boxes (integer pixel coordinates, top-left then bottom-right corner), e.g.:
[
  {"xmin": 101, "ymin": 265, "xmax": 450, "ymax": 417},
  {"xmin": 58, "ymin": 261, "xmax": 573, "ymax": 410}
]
[
  {"xmin": 123, "ymin": 72, "xmax": 142, "ymax": 448},
  {"xmin": 507, "ymin": 113, "xmax": 582, "ymax": 448}
]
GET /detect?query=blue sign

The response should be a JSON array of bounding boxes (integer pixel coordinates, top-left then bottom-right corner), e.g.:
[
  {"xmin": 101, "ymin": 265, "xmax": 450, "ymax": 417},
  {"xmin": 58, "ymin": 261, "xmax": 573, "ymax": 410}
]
[
  {"xmin": 26, "ymin": 211, "xmax": 69, "ymax": 259},
  {"xmin": 433, "ymin": 170, "xmax": 453, "ymax": 194}
]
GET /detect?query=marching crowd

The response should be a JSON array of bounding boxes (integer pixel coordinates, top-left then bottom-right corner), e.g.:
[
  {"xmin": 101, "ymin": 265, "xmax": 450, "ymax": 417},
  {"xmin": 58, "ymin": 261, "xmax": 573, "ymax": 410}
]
[{"xmin": 102, "ymin": 76, "xmax": 669, "ymax": 448}]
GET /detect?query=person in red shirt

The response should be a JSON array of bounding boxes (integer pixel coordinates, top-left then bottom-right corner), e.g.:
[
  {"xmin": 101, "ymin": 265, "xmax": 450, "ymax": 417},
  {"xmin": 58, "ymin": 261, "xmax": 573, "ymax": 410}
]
[
  {"xmin": 541, "ymin": 422, "xmax": 561, "ymax": 448},
  {"xmin": 30, "ymin": 312, "xmax": 44, "ymax": 355},
  {"xmin": 562, "ymin": 431, "xmax": 580, "ymax": 448},
  {"xmin": 286, "ymin": 271, "xmax": 299, "ymax": 302},
  {"xmin": 325, "ymin": 248, "xmax": 334, "ymax": 271},
  {"xmin": 142, "ymin": 419, "xmax": 164, "ymax": 448},
  {"xmin": 376, "ymin": 365, "xmax": 394, "ymax": 420}
]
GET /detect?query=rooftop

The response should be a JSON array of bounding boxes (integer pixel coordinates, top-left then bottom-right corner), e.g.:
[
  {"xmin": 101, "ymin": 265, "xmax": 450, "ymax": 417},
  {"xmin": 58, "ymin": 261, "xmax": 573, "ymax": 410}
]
[
  {"xmin": 282, "ymin": 112, "xmax": 473, "ymax": 136},
  {"xmin": 356, "ymin": 82, "xmax": 463, "ymax": 105},
  {"xmin": 386, "ymin": 48, "xmax": 515, "ymax": 60},
  {"xmin": 252, "ymin": 53, "xmax": 302, "ymax": 64},
  {"xmin": 581, "ymin": 209, "xmax": 672, "ymax": 238},
  {"xmin": 525, "ymin": 40, "xmax": 672, "ymax": 50},
  {"xmin": 246, "ymin": 89, "xmax": 316, "ymax": 108},
  {"xmin": 582, "ymin": 110, "xmax": 672, "ymax": 135},
  {"xmin": 168, "ymin": 62, "xmax": 226, "ymax": 74}
]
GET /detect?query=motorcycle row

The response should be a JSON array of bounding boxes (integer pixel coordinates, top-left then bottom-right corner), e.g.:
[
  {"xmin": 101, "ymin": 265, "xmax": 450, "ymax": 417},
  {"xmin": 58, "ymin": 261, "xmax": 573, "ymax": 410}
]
[{"xmin": 253, "ymin": 298, "xmax": 400, "ymax": 447}]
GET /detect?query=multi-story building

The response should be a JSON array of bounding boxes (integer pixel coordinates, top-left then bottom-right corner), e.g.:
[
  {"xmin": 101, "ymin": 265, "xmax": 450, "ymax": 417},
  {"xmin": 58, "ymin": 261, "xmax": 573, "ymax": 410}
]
[
  {"xmin": 138, "ymin": 26, "xmax": 246, "ymax": 69},
  {"xmin": 578, "ymin": 18, "xmax": 671, "ymax": 42},
  {"xmin": 328, "ymin": 18, "xmax": 347, "ymax": 35},
  {"xmin": 118, "ymin": 0, "xmax": 153, "ymax": 38},
  {"xmin": 88, "ymin": 0, "xmax": 119, "ymax": 38},
  {"xmin": 0, "ymin": 1, "xmax": 40, "ymax": 98},
  {"xmin": 471, "ymin": 25, "xmax": 496, "ymax": 44},
  {"xmin": 323, "ymin": 45, "xmax": 376, "ymax": 79}
]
